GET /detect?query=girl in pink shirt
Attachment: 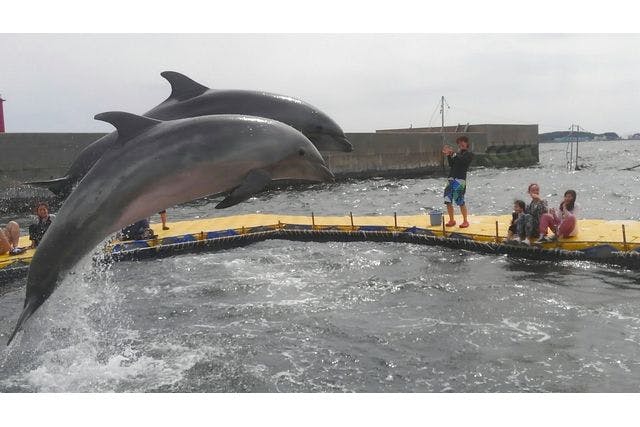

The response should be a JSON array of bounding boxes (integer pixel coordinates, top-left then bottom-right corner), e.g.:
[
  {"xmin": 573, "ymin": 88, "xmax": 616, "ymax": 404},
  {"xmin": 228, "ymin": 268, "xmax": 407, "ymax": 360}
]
[{"xmin": 537, "ymin": 190, "xmax": 578, "ymax": 242}]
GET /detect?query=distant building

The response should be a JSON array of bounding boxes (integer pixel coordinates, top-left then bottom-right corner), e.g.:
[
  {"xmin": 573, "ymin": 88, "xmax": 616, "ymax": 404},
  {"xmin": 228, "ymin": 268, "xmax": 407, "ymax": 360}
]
[{"xmin": 552, "ymin": 136, "xmax": 590, "ymax": 143}]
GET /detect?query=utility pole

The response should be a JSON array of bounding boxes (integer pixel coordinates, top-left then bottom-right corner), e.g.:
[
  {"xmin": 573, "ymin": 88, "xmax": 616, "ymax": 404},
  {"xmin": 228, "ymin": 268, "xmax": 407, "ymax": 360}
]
[
  {"xmin": 439, "ymin": 96, "xmax": 449, "ymax": 144},
  {"xmin": 567, "ymin": 124, "xmax": 575, "ymax": 171},
  {"xmin": 0, "ymin": 94, "xmax": 5, "ymax": 133},
  {"xmin": 574, "ymin": 124, "xmax": 580, "ymax": 171},
  {"xmin": 568, "ymin": 124, "xmax": 581, "ymax": 171},
  {"xmin": 439, "ymin": 96, "xmax": 449, "ymax": 172}
]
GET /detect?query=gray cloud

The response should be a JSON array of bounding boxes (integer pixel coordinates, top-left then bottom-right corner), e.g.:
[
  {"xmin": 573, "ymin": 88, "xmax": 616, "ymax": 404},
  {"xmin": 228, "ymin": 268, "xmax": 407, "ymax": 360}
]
[{"xmin": 1, "ymin": 34, "xmax": 639, "ymax": 135}]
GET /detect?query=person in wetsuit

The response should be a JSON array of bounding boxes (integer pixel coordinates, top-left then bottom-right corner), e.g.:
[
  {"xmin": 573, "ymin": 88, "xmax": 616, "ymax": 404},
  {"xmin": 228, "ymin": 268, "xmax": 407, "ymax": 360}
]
[{"xmin": 442, "ymin": 136, "xmax": 474, "ymax": 228}]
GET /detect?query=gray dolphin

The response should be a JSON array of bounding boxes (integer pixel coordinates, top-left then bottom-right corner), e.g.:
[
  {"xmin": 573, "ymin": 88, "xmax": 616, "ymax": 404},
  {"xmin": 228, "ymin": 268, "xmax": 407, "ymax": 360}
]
[
  {"xmin": 28, "ymin": 71, "xmax": 351, "ymax": 196},
  {"xmin": 8, "ymin": 112, "xmax": 334, "ymax": 344}
]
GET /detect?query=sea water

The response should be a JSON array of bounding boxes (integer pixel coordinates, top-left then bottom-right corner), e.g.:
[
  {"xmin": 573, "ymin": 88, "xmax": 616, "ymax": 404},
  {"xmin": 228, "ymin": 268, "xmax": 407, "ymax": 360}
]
[{"xmin": 0, "ymin": 140, "xmax": 639, "ymax": 392}]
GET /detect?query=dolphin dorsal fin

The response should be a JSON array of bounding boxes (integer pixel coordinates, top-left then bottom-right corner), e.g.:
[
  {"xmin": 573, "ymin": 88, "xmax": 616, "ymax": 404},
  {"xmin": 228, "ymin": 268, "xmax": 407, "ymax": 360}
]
[
  {"xmin": 94, "ymin": 111, "xmax": 161, "ymax": 142},
  {"xmin": 160, "ymin": 71, "xmax": 209, "ymax": 101}
]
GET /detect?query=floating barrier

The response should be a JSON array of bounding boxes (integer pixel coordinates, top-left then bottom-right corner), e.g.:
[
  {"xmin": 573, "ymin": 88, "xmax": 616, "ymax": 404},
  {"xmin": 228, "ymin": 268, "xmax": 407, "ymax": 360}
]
[{"xmin": 2, "ymin": 213, "xmax": 639, "ymax": 283}]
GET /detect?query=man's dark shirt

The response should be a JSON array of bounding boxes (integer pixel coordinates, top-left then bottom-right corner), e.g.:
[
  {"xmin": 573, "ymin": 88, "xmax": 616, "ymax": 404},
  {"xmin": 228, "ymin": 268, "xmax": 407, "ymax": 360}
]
[
  {"xmin": 29, "ymin": 215, "xmax": 53, "ymax": 247},
  {"xmin": 447, "ymin": 149, "xmax": 474, "ymax": 180}
]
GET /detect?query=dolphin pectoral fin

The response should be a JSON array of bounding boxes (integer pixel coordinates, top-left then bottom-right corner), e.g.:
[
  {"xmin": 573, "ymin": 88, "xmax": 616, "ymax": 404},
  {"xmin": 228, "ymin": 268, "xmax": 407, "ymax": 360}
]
[
  {"xmin": 25, "ymin": 176, "xmax": 72, "ymax": 196},
  {"xmin": 7, "ymin": 296, "xmax": 42, "ymax": 346},
  {"xmin": 160, "ymin": 71, "xmax": 209, "ymax": 101},
  {"xmin": 94, "ymin": 112, "xmax": 162, "ymax": 142},
  {"xmin": 215, "ymin": 169, "xmax": 272, "ymax": 209}
]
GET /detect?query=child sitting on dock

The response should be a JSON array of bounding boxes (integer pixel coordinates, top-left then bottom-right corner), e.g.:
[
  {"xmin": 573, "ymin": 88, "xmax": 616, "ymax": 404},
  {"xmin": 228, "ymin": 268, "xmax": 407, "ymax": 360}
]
[
  {"xmin": 524, "ymin": 183, "xmax": 548, "ymax": 237},
  {"xmin": 120, "ymin": 218, "xmax": 155, "ymax": 241},
  {"xmin": 537, "ymin": 190, "xmax": 578, "ymax": 242},
  {"xmin": 0, "ymin": 220, "xmax": 23, "ymax": 255},
  {"xmin": 507, "ymin": 200, "xmax": 529, "ymax": 244},
  {"xmin": 507, "ymin": 184, "xmax": 549, "ymax": 245}
]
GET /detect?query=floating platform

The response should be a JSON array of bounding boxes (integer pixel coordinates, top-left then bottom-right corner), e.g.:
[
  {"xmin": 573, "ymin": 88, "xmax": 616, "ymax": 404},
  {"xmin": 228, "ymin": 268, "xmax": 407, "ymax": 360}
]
[{"xmin": 2, "ymin": 213, "xmax": 640, "ymax": 283}]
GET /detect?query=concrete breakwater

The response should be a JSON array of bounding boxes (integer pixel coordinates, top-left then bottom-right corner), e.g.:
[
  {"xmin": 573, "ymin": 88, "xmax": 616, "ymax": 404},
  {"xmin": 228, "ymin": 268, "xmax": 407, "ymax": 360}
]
[{"xmin": 0, "ymin": 124, "xmax": 538, "ymax": 213}]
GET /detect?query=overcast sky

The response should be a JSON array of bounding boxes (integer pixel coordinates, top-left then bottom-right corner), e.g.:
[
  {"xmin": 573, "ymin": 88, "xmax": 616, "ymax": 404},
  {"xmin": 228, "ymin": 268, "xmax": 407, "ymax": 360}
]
[{"xmin": 2, "ymin": 33, "xmax": 639, "ymax": 135}]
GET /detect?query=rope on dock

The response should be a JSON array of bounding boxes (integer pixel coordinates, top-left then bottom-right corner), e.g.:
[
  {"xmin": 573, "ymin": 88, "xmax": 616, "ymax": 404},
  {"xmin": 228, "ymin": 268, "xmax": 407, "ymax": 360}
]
[
  {"xmin": 109, "ymin": 228, "xmax": 640, "ymax": 269},
  {"xmin": 3, "ymin": 227, "xmax": 640, "ymax": 284}
]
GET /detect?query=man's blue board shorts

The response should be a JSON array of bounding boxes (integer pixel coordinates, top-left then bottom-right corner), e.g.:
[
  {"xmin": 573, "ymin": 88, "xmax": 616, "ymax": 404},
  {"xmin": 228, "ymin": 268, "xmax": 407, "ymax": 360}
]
[{"xmin": 444, "ymin": 178, "xmax": 466, "ymax": 206}]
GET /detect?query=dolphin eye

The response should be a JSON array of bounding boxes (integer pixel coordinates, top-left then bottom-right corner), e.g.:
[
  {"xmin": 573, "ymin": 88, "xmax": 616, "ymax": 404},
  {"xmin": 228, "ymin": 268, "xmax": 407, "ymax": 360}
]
[
  {"xmin": 298, "ymin": 148, "xmax": 306, "ymax": 156},
  {"xmin": 315, "ymin": 125, "xmax": 323, "ymax": 132}
]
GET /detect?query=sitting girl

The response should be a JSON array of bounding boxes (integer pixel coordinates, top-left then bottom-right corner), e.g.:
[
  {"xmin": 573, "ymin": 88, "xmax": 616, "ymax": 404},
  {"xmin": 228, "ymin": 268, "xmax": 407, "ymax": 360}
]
[{"xmin": 536, "ymin": 189, "xmax": 578, "ymax": 242}]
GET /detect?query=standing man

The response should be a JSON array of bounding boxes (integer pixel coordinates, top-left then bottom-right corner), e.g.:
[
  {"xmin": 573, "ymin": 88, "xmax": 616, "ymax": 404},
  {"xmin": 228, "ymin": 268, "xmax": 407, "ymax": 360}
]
[
  {"xmin": 29, "ymin": 202, "xmax": 54, "ymax": 248},
  {"xmin": 442, "ymin": 136, "xmax": 474, "ymax": 228}
]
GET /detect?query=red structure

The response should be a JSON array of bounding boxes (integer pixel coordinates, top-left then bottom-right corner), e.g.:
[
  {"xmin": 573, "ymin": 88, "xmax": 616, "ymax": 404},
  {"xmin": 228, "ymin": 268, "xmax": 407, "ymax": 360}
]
[{"xmin": 0, "ymin": 95, "xmax": 5, "ymax": 133}]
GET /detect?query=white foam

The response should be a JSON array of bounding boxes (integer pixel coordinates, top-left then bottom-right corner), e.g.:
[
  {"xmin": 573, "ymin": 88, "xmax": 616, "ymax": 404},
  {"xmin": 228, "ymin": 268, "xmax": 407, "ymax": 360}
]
[{"xmin": 502, "ymin": 318, "xmax": 551, "ymax": 343}]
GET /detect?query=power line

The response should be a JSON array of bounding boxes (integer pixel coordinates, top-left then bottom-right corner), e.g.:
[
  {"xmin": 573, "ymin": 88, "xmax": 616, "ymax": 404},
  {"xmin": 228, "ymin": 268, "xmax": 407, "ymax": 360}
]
[
  {"xmin": 450, "ymin": 106, "xmax": 530, "ymax": 125},
  {"xmin": 448, "ymin": 105, "xmax": 575, "ymax": 131},
  {"xmin": 427, "ymin": 99, "xmax": 440, "ymax": 127},
  {"xmin": 427, "ymin": 98, "xmax": 596, "ymax": 136}
]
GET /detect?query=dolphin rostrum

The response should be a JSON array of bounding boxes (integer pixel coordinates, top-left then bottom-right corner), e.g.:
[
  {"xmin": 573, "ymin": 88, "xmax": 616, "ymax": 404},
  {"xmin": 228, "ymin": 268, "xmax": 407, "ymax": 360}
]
[
  {"xmin": 28, "ymin": 71, "xmax": 351, "ymax": 196},
  {"xmin": 8, "ymin": 112, "xmax": 334, "ymax": 344}
]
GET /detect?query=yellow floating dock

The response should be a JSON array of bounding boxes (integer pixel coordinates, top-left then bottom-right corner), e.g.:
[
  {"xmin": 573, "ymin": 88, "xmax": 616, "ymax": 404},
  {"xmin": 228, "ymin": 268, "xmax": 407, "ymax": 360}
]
[
  {"xmin": 2, "ymin": 213, "xmax": 640, "ymax": 281},
  {"xmin": 141, "ymin": 213, "xmax": 640, "ymax": 250},
  {"xmin": 0, "ymin": 234, "xmax": 36, "ymax": 274}
]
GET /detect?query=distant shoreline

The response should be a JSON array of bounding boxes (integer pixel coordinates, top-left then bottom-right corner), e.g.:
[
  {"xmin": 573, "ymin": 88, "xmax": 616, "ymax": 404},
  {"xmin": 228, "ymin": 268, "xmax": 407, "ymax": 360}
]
[{"xmin": 539, "ymin": 138, "xmax": 640, "ymax": 143}]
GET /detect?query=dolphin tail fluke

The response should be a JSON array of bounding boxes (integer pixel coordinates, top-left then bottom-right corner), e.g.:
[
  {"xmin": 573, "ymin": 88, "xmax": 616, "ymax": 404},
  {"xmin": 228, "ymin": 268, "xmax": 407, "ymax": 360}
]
[
  {"xmin": 7, "ymin": 297, "xmax": 42, "ymax": 346},
  {"xmin": 215, "ymin": 169, "xmax": 272, "ymax": 209},
  {"xmin": 25, "ymin": 176, "xmax": 72, "ymax": 196}
]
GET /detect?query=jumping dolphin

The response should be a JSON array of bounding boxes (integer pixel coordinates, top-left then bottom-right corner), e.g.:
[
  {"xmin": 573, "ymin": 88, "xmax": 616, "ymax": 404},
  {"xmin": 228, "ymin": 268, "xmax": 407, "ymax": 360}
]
[
  {"xmin": 27, "ymin": 71, "xmax": 352, "ymax": 197},
  {"xmin": 8, "ymin": 112, "xmax": 334, "ymax": 344}
]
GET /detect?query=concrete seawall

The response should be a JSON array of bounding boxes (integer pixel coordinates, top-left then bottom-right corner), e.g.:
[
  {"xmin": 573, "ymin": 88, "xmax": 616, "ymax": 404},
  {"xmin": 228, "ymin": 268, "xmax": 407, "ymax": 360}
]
[
  {"xmin": 0, "ymin": 133, "xmax": 106, "ymax": 185},
  {"xmin": 0, "ymin": 126, "xmax": 538, "ymax": 186},
  {"xmin": 325, "ymin": 132, "xmax": 488, "ymax": 178},
  {"xmin": 0, "ymin": 126, "xmax": 538, "ymax": 214}
]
